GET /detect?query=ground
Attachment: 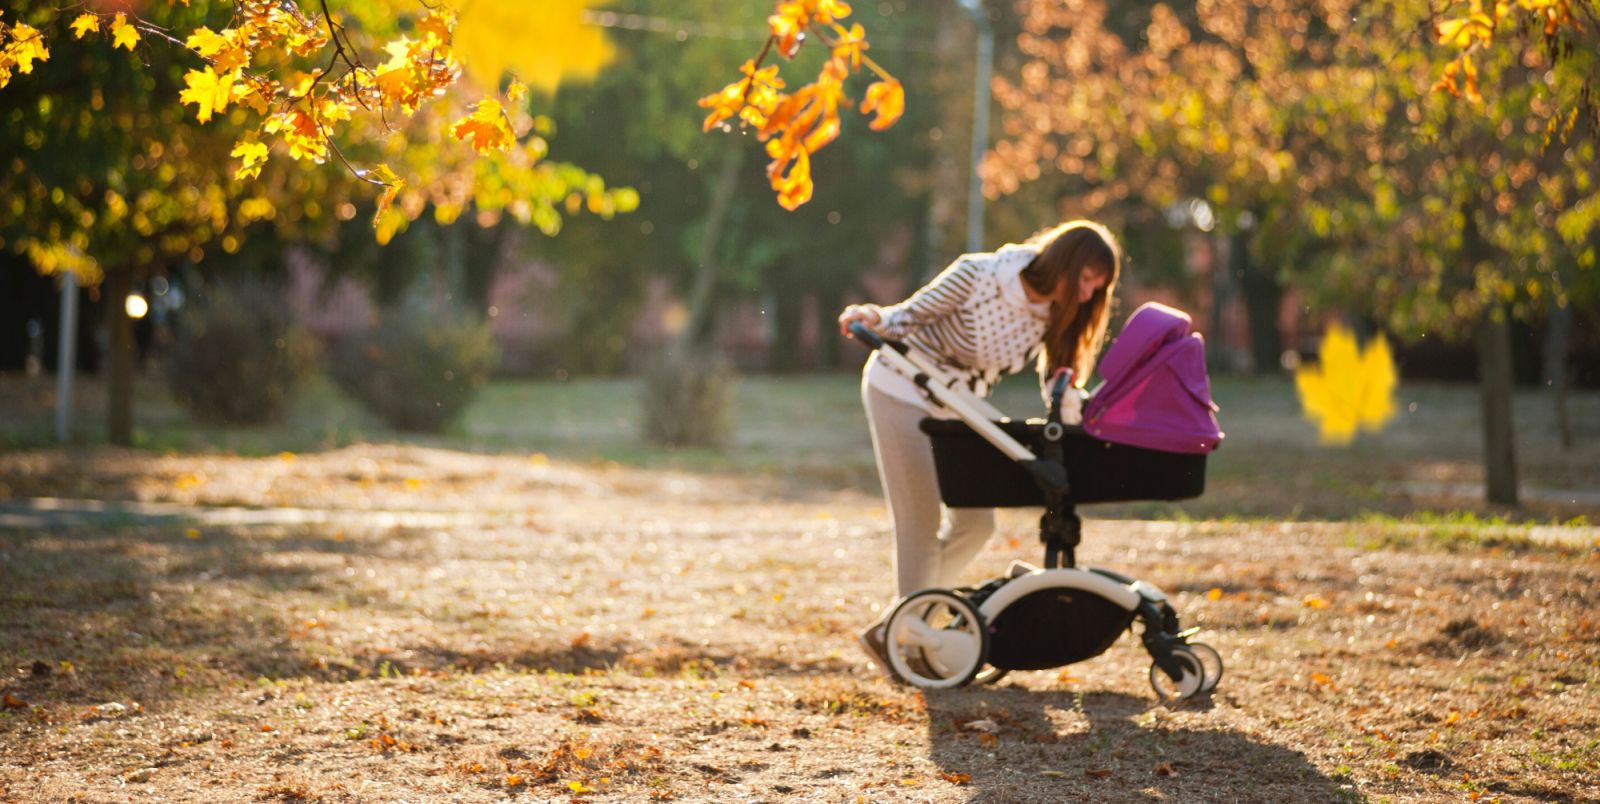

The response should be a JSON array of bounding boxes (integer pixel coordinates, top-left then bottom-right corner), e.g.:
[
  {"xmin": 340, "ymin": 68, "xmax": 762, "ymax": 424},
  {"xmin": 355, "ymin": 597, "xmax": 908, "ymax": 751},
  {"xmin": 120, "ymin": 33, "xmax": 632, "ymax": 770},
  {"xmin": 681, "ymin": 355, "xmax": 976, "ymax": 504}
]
[
  {"xmin": 1, "ymin": 441, "xmax": 1597, "ymax": 803},
  {"xmin": 1, "ymin": 374, "xmax": 1598, "ymax": 802}
]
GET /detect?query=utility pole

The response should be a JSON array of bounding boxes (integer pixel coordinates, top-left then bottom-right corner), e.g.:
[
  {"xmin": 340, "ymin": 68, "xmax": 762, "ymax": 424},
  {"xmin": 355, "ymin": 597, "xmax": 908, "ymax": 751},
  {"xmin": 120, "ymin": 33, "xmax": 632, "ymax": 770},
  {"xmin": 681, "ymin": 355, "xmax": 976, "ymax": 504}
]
[{"xmin": 957, "ymin": 0, "xmax": 992, "ymax": 254}]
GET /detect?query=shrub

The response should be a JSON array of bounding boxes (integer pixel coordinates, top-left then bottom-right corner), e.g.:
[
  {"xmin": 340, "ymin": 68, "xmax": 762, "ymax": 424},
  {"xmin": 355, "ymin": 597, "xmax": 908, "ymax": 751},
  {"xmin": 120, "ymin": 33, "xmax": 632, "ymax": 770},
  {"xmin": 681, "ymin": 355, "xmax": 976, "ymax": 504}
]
[
  {"xmin": 168, "ymin": 280, "xmax": 319, "ymax": 425},
  {"xmin": 642, "ymin": 346, "xmax": 735, "ymax": 447},
  {"xmin": 333, "ymin": 307, "xmax": 498, "ymax": 432}
]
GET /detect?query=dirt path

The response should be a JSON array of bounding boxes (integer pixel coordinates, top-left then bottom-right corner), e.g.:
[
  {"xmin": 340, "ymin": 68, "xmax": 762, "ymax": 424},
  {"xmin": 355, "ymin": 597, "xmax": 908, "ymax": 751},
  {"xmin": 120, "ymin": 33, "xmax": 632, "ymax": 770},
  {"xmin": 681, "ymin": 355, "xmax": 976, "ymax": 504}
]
[{"xmin": 1, "ymin": 445, "xmax": 1597, "ymax": 802}]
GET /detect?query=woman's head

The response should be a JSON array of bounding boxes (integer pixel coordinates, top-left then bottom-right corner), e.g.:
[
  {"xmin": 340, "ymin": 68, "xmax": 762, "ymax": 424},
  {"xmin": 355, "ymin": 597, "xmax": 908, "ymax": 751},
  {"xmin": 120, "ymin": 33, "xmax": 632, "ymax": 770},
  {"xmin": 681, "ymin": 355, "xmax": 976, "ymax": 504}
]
[{"xmin": 1019, "ymin": 220, "xmax": 1123, "ymax": 384}]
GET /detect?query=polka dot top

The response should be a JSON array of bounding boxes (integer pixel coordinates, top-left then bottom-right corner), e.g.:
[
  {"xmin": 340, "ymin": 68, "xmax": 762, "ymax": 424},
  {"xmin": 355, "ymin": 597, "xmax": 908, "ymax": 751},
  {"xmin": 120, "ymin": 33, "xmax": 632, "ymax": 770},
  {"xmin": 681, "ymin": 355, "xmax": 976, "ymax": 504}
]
[{"xmin": 869, "ymin": 243, "xmax": 1052, "ymax": 401}]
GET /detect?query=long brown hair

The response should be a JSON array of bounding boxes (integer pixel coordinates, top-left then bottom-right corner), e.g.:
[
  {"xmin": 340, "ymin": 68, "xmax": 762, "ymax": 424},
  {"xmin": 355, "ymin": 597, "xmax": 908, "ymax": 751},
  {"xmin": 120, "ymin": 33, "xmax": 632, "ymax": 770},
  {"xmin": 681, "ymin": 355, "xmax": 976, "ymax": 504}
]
[{"xmin": 1019, "ymin": 220, "xmax": 1123, "ymax": 385}]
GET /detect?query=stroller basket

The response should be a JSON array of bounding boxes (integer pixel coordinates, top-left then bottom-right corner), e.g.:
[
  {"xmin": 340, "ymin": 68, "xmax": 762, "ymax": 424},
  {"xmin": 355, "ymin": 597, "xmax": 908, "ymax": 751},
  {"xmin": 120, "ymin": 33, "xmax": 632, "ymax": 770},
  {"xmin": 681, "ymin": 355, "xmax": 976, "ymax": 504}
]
[{"xmin": 920, "ymin": 418, "xmax": 1206, "ymax": 508}]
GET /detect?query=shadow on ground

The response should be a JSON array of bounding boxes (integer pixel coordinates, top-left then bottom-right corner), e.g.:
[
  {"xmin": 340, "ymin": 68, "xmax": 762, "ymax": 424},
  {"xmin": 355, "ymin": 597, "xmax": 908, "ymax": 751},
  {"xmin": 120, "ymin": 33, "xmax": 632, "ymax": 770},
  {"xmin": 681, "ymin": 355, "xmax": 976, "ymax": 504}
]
[{"xmin": 925, "ymin": 687, "xmax": 1344, "ymax": 802}]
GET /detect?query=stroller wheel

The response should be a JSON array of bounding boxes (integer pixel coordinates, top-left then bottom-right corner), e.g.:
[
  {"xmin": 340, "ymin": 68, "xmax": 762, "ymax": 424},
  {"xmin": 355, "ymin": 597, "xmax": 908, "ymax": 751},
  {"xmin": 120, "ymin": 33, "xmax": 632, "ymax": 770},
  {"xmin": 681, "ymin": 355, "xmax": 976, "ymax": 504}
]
[
  {"xmin": 1148, "ymin": 646, "xmax": 1204, "ymax": 702},
  {"xmin": 886, "ymin": 589, "xmax": 989, "ymax": 689},
  {"xmin": 1187, "ymin": 642, "xmax": 1224, "ymax": 693}
]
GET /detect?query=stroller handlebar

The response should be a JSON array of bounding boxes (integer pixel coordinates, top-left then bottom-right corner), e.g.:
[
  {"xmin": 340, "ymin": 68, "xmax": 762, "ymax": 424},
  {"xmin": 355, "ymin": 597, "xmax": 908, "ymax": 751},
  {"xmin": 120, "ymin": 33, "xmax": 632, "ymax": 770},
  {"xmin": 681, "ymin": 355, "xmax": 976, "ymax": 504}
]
[{"xmin": 848, "ymin": 321, "xmax": 907, "ymax": 354}]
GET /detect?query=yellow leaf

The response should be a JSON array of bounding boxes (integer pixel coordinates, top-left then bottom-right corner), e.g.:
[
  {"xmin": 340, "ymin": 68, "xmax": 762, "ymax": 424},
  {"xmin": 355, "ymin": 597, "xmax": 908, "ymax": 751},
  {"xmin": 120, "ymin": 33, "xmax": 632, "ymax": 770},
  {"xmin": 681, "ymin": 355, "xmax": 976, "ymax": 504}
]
[
  {"xmin": 5, "ymin": 23, "xmax": 49, "ymax": 74},
  {"xmin": 507, "ymin": 79, "xmax": 528, "ymax": 104},
  {"xmin": 504, "ymin": 774, "xmax": 523, "ymax": 787},
  {"xmin": 231, "ymin": 140, "xmax": 269, "ymax": 180},
  {"xmin": 1206, "ymin": 587, "xmax": 1223, "ymax": 601},
  {"xmin": 452, "ymin": 100, "xmax": 515, "ymax": 152},
  {"xmin": 1294, "ymin": 323, "xmax": 1397, "ymax": 445},
  {"xmin": 1302, "ymin": 595, "xmax": 1330, "ymax": 609},
  {"xmin": 860, "ymin": 79, "xmax": 904, "ymax": 131},
  {"xmin": 71, "ymin": 14, "xmax": 100, "ymax": 39},
  {"xmin": 454, "ymin": 0, "xmax": 614, "ymax": 94},
  {"xmin": 111, "ymin": 13, "xmax": 141, "ymax": 51},
  {"xmin": 1310, "ymin": 671, "xmax": 1333, "ymax": 686},
  {"xmin": 184, "ymin": 528, "xmax": 201, "ymax": 539},
  {"xmin": 567, "ymin": 780, "xmax": 592, "ymax": 793},
  {"xmin": 179, "ymin": 67, "xmax": 235, "ymax": 124}
]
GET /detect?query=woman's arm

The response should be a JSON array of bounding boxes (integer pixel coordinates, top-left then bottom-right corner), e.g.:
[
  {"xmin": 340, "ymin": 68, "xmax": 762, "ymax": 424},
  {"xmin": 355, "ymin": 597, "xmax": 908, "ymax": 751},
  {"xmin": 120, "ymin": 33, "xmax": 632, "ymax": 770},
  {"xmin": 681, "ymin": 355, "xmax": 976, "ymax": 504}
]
[{"xmin": 873, "ymin": 258, "xmax": 982, "ymax": 339}]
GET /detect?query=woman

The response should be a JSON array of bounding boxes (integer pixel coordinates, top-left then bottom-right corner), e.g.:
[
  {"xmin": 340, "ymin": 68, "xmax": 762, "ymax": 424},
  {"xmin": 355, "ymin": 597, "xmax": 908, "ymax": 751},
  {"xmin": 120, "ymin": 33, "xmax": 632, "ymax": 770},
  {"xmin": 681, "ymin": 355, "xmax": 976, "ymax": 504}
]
[{"xmin": 838, "ymin": 220, "xmax": 1124, "ymax": 676}]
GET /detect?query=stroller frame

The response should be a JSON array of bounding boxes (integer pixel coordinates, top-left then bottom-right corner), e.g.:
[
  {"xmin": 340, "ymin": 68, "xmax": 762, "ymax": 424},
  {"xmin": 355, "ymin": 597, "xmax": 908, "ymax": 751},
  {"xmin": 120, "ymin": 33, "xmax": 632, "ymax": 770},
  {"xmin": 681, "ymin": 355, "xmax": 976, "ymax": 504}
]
[{"xmin": 851, "ymin": 323, "xmax": 1221, "ymax": 699}]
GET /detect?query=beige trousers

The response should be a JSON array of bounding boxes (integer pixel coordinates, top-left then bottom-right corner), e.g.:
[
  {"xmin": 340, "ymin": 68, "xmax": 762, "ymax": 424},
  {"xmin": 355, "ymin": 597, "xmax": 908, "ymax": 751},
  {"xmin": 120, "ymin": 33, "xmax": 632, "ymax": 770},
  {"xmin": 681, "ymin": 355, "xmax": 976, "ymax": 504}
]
[{"xmin": 861, "ymin": 370, "xmax": 996, "ymax": 598}]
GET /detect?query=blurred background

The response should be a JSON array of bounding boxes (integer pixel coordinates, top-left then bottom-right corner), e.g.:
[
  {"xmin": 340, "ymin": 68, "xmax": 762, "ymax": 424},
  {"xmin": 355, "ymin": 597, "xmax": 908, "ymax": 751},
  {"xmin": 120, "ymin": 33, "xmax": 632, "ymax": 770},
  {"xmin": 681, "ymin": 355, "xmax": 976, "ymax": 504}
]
[{"xmin": 1, "ymin": 0, "xmax": 1596, "ymax": 519}]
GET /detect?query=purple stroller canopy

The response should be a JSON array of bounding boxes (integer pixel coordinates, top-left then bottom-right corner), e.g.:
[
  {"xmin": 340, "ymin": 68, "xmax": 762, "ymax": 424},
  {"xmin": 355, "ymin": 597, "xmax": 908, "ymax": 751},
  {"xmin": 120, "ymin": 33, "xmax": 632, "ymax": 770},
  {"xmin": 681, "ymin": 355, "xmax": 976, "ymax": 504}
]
[{"xmin": 1083, "ymin": 303, "xmax": 1223, "ymax": 454}]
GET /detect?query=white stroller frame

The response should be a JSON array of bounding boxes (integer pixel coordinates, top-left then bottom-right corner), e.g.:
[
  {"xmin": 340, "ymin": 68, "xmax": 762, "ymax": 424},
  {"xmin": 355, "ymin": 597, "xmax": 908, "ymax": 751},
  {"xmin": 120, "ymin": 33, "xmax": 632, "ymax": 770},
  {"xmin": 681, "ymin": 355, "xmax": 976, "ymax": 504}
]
[{"xmin": 852, "ymin": 323, "xmax": 1222, "ymax": 699}]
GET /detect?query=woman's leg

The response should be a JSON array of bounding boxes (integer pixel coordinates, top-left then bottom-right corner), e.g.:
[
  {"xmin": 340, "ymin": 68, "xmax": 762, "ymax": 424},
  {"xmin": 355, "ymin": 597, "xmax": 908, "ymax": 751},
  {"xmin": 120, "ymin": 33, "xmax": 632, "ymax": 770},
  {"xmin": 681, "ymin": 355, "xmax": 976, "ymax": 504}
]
[
  {"xmin": 863, "ymin": 379, "xmax": 997, "ymax": 596},
  {"xmin": 935, "ymin": 506, "xmax": 996, "ymax": 589},
  {"xmin": 861, "ymin": 379, "xmax": 945, "ymax": 599}
]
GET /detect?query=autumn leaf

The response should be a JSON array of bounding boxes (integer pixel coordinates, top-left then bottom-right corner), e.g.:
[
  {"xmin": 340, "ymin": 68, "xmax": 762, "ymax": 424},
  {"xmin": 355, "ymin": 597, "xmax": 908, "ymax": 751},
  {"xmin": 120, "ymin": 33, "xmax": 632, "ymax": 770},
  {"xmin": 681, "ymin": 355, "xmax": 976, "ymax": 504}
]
[
  {"xmin": 1206, "ymin": 587, "xmax": 1223, "ymax": 601},
  {"xmin": 1085, "ymin": 768, "xmax": 1112, "ymax": 779},
  {"xmin": 3, "ymin": 23, "xmax": 49, "ymax": 76},
  {"xmin": 1154, "ymin": 761, "xmax": 1177, "ymax": 776},
  {"xmin": 1294, "ymin": 323, "xmax": 1397, "ymax": 445},
  {"xmin": 2, "ymin": 693, "xmax": 27, "ymax": 709},
  {"xmin": 940, "ymin": 772, "xmax": 971, "ymax": 784},
  {"xmin": 452, "ymin": 100, "xmax": 515, "ymax": 153},
  {"xmin": 860, "ymin": 79, "xmax": 904, "ymax": 131},
  {"xmin": 1310, "ymin": 671, "xmax": 1334, "ymax": 687},
  {"xmin": 231, "ymin": 140, "xmax": 269, "ymax": 180},
  {"xmin": 71, "ymin": 14, "xmax": 101, "ymax": 40},
  {"xmin": 111, "ymin": 13, "xmax": 141, "ymax": 51},
  {"xmin": 1302, "ymin": 595, "xmax": 1330, "ymax": 609},
  {"xmin": 455, "ymin": 0, "xmax": 614, "ymax": 94},
  {"xmin": 180, "ymin": 67, "xmax": 236, "ymax": 123}
]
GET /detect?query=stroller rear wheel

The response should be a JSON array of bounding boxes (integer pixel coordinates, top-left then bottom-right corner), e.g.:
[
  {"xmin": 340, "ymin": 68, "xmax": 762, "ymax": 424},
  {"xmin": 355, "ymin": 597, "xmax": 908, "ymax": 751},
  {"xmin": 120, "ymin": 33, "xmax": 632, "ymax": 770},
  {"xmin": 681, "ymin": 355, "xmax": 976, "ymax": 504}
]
[{"xmin": 886, "ymin": 590, "xmax": 989, "ymax": 689}]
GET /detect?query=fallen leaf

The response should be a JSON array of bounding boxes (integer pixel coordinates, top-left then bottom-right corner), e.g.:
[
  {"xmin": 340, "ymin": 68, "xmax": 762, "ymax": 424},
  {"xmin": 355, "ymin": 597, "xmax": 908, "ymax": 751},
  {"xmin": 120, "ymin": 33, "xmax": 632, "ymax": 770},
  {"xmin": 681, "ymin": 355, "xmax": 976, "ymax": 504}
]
[
  {"xmin": 738, "ymin": 679, "xmax": 757, "ymax": 690},
  {"xmin": 568, "ymin": 779, "xmax": 593, "ymax": 793},
  {"xmin": 1039, "ymin": 770, "xmax": 1065, "ymax": 778},
  {"xmin": 125, "ymin": 768, "xmax": 155, "ymax": 783},
  {"xmin": 2, "ymin": 694, "xmax": 28, "ymax": 709},
  {"xmin": 962, "ymin": 718, "xmax": 999, "ymax": 734},
  {"xmin": 940, "ymin": 772, "xmax": 971, "ymax": 784},
  {"xmin": 1444, "ymin": 711, "xmax": 1461, "ymax": 727},
  {"xmin": 1303, "ymin": 595, "xmax": 1330, "ymax": 609},
  {"xmin": 505, "ymin": 774, "xmax": 523, "ymax": 787},
  {"xmin": 1311, "ymin": 672, "xmax": 1334, "ymax": 687},
  {"xmin": 1154, "ymin": 761, "xmax": 1176, "ymax": 776},
  {"xmin": 1206, "ymin": 587, "xmax": 1223, "ymax": 601},
  {"xmin": 978, "ymin": 733, "xmax": 999, "ymax": 748},
  {"xmin": 1086, "ymin": 768, "xmax": 1112, "ymax": 779},
  {"xmin": 185, "ymin": 528, "xmax": 201, "ymax": 540}
]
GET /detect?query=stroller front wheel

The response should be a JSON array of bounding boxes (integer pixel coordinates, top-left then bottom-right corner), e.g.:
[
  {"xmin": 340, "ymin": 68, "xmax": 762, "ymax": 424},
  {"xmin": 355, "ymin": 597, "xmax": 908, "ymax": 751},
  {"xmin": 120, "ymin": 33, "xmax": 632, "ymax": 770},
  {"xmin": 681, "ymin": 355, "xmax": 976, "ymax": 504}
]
[
  {"xmin": 1148, "ymin": 646, "xmax": 1205, "ymax": 702},
  {"xmin": 885, "ymin": 589, "xmax": 989, "ymax": 689}
]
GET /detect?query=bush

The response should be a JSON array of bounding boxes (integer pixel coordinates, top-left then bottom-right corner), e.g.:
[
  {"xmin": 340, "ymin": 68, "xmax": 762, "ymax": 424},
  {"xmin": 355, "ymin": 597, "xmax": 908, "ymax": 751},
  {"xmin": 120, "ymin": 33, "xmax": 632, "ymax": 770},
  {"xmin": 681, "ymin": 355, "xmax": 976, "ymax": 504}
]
[
  {"xmin": 168, "ymin": 280, "xmax": 319, "ymax": 425},
  {"xmin": 333, "ymin": 307, "xmax": 498, "ymax": 432},
  {"xmin": 642, "ymin": 346, "xmax": 736, "ymax": 447}
]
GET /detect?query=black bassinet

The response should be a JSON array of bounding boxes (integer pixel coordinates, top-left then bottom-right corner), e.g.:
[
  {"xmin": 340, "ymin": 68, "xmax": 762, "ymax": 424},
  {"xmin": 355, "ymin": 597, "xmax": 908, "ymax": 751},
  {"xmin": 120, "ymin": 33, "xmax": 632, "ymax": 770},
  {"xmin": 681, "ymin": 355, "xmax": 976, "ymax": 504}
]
[{"xmin": 919, "ymin": 419, "xmax": 1206, "ymax": 508}]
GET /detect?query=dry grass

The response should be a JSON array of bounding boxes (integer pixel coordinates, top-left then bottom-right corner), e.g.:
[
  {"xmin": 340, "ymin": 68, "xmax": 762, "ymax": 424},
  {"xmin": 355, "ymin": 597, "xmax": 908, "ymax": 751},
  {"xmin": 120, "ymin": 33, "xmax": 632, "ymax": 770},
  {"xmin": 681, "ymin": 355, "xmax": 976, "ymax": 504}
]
[{"xmin": 2, "ymin": 445, "xmax": 1597, "ymax": 802}]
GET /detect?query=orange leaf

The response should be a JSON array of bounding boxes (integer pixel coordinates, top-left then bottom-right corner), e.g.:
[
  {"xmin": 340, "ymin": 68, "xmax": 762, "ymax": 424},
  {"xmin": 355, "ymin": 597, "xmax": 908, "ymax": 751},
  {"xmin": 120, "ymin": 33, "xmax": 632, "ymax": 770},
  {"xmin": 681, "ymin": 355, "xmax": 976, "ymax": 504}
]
[
  {"xmin": 860, "ymin": 79, "xmax": 903, "ymax": 131},
  {"xmin": 1302, "ymin": 595, "xmax": 1330, "ymax": 609},
  {"xmin": 1205, "ymin": 587, "xmax": 1223, "ymax": 601},
  {"xmin": 452, "ymin": 100, "xmax": 515, "ymax": 153},
  {"xmin": 1311, "ymin": 672, "xmax": 1334, "ymax": 687},
  {"xmin": 772, "ymin": 147, "xmax": 813, "ymax": 210},
  {"xmin": 1085, "ymin": 768, "xmax": 1112, "ymax": 779},
  {"xmin": 940, "ymin": 772, "xmax": 971, "ymax": 784},
  {"xmin": 2, "ymin": 693, "xmax": 28, "ymax": 709},
  {"xmin": 1154, "ymin": 761, "xmax": 1176, "ymax": 776}
]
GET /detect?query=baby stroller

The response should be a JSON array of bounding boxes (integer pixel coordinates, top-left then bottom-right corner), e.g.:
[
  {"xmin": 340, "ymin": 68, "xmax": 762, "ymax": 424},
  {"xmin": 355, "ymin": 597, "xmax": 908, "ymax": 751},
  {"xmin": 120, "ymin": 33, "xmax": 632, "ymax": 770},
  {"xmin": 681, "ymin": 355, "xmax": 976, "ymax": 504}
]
[{"xmin": 849, "ymin": 302, "xmax": 1225, "ymax": 701}]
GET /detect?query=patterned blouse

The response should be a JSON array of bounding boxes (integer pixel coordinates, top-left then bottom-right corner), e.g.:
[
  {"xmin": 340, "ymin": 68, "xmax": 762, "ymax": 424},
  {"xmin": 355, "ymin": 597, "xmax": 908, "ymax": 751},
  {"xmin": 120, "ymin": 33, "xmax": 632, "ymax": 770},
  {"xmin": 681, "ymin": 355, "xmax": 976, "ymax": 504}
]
[{"xmin": 870, "ymin": 243, "xmax": 1051, "ymax": 400}]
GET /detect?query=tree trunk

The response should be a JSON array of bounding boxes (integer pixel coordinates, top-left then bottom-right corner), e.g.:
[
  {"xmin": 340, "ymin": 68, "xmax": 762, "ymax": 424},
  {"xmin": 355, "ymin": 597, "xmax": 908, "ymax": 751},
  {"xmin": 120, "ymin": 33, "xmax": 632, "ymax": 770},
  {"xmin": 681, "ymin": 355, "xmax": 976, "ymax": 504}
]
[
  {"xmin": 1477, "ymin": 302, "xmax": 1520, "ymax": 507},
  {"xmin": 1236, "ymin": 230, "xmax": 1284, "ymax": 375},
  {"xmin": 679, "ymin": 147, "xmax": 746, "ymax": 350},
  {"xmin": 106, "ymin": 270, "xmax": 135, "ymax": 446},
  {"xmin": 767, "ymin": 258, "xmax": 804, "ymax": 372},
  {"xmin": 1542, "ymin": 259, "xmax": 1574, "ymax": 451}
]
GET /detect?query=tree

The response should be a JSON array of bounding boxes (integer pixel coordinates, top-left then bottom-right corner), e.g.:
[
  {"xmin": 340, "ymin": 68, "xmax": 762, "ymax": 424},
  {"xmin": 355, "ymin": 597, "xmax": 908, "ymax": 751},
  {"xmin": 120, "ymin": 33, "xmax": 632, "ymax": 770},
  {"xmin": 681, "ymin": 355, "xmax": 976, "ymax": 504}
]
[
  {"xmin": 0, "ymin": 0, "xmax": 632, "ymax": 444},
  {"xmin": 984, "ymin": 0, "xmax": 1597, "ymax": 505}
]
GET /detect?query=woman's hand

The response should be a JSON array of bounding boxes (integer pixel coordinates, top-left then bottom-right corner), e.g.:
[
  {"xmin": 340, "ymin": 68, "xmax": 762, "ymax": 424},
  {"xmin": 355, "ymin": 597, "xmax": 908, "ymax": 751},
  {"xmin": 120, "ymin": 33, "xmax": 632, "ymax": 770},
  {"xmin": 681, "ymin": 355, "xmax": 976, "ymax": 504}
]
[{"xmin": 838, "ymin": 304, "xmax": 883, "ymax": 337}]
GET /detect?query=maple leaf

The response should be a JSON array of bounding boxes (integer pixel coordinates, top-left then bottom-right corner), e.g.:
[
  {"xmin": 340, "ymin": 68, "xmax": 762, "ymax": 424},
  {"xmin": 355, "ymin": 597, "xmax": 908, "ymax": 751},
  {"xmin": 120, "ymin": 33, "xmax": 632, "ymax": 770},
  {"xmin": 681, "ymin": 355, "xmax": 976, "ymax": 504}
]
[
  {"xmin": 772, "ymin": 146, "xmax": 813, "ymax": 210},
  {"xmin": 5, "ymin": 24, "xmax": 49, "ymax": 75},
  {"xmin": 1294, "ymin": 323, "xmax": 1397, "ymax": 445},
  {"xmin": 180, "ymin": 67, "xmax": 235, "ymax": 123},
  {"xmin": 70, "ymin": 14, "xmax": 100, "ymax": 40},
  {"xmin": 111, "ymin": 13, "xmax": 141, "ymax": 52},
  {"xmin": 231, "ymin": 140, "xmax": 269, "ymax": 180},
  {"xmin": 454, "ymin": 0, "xmax": 613, "ymax": 95},
  {"xmin": 452, "ymin": 100, "xmax": 514, "ymax": 152}
]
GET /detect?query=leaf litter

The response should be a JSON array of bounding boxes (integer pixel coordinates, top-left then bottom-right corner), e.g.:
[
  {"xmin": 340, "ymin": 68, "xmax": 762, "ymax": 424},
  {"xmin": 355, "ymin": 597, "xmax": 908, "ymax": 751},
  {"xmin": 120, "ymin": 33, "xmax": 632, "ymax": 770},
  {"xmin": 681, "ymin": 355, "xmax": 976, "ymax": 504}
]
[{"xmin": 0, "ymin": 443, "xmax": 1595, "ymax": 801}]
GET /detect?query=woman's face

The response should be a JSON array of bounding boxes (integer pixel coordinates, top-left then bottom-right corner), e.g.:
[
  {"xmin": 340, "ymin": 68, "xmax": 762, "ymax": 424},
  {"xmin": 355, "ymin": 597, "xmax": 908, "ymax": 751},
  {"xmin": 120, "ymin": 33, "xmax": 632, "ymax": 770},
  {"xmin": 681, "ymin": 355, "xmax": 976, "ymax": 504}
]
[{"xmin": 1059, "ymin": 266, "xmax": 1109, "ymax": 305}]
